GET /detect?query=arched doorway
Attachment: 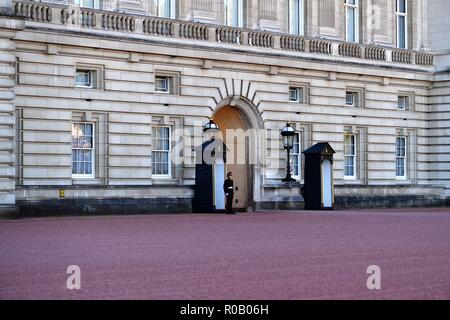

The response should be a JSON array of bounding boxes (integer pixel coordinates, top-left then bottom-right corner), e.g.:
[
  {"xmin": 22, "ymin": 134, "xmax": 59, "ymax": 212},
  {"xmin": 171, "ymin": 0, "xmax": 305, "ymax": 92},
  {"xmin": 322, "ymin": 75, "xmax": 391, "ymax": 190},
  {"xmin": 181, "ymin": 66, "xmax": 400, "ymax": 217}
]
[{"xmin": 214, "ymin": 106, "xmax": 251, "ymax": 210}]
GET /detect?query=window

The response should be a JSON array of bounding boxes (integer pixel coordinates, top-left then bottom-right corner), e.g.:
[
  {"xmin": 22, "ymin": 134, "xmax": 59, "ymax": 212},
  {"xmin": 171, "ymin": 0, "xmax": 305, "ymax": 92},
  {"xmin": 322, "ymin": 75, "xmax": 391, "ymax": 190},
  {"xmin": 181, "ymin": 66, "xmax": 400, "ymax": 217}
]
[
  {"xmin": 289, "ymin": 87, "xmax": 303, "ymax": 103},
  {"xmin": 155, "ymin": 76, "xmax": 172, "ymax": 93},
  {"xmin": 346, "ymin": 91, "xmax": 356, "ymax": 106},
  {"xmin": 75, "ymin": 70, "xmax": 95, "ymax": 88},
  {"xmin": 72, "ymin": 123, "xmax": 95, "ymax": 178},
  {"xmin": 290, "ymin": 133, "xmax": 301, "ymax": 178},
  {"xmin": 345, "ymin": 0, "xmax": 359, "ymax": 42},
  {"xmin": 396, "ymin": 136, "xmax": 407, "ymax": 179},
  {"xmin": 396, "ymin": 0, "xmax": 407, "ymax": 49},
  {"xmin": 344, "ymin": 134, "xmax": 356, "ymax": 179},
  {"xmin": 155, "ymin": 72, "xmax": 179, "ymax": 94},
  {"xmin": 75, "ymin": 65, "xmax": 103, "ymax": 89},
  {"xmin": 224, "ymin": 0, "xmax": 244, "ymax": 27},
  {"xmin": 289, "ymin": 0, "xmax": 304, "ymax": 35},
  {"xmin": 15, "ymin": 57, "xmax": 19, "ymax": 84},
  {"xmin": 155, "ymin": 0, "xmax": 175, "ymax": 18},
  {"xmin": 152, "ymin": 126, "xmax": 171, "ymax": 177},
  {"xmin": 398, "ymin": 95, "xmax": 408, "ymax": 110},
  {"xmin": 74, "ymin": 0, "xmax": 98, "ymax": 9},
  {"xmin": 345, "ymin": 88, "xmax": 364, "ymax": 107}
]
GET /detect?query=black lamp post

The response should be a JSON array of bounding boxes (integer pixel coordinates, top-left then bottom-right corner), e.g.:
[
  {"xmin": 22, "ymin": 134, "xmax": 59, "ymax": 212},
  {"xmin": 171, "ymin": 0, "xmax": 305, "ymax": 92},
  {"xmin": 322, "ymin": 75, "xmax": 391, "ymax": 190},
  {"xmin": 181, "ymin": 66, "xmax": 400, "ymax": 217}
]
[{"xmin": 281, "ymin": 121, "xmax": 296, "ymax": 182}]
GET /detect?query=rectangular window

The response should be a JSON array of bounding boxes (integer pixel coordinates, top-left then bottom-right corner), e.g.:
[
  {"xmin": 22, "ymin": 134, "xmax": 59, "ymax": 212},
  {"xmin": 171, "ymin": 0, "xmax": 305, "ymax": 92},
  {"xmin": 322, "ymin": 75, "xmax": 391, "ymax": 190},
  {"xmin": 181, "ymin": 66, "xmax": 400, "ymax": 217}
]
[
  {"xmin": 224, "ymin": 0, "xmax": 244, "ymax": 27},
  {"xmin": 345, "ymin": 0, "xmax": 359, "ymax": 42},
  {"xmin": 72, "ymin": 123, "xmax": 95, "ymax": 178},
  {"xmin": 344, "ymin": 134, "xmax": 356, "ymax": 179},
  {"xmin": 396, "ymin": 0, "xmax": 407, "ymax": 49},
  {"xmin": 398, "ymin": 95, "xmax": 408, "ymax": 110},
  {"xmin": 289, "ymin": 0, "xmax": 304, "ymax": 35},
  {"xmin": 152, "ymin": 126, "xmax": 171, "ymax": 177},
  {"xmin": 156, "ymin": 0, "xmax": 175, "ymax": 18},
  {"xmin": 396, "ymin": 136, "xmax": 407, "ymax": 179},
  {"xmin": 346, "ymin": 91, "xmax": 356, "ymax": 106},
  {"xmin": 289, "ymin": 87, "xmax": 303, "ymax": 103},
  {"xmin": 75, "ymin": 70, "xmax": 95, "ymax": 88},
  {"xmin": 155, "ymin": 76, "xmax": 172, "ymax": 93},
  {"xmin": 15, "ymin": 57, "xmax": 19, "ymax": 84},
  {"xmin": 74, "ymin": 0, "xmax": 98, "ymax": 9},
  {"xmin": 290, "ymin": 133, "xmax": 301, "ymax": 178}
]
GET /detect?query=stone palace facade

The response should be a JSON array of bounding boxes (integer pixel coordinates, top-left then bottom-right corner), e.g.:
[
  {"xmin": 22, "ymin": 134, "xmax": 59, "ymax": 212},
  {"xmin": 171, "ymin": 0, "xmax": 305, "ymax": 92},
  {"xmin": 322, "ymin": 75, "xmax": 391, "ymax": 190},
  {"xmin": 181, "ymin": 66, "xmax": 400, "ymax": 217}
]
[{"xmin": 0, "ymin": 0, "xmax": 449, "ymax": 215}]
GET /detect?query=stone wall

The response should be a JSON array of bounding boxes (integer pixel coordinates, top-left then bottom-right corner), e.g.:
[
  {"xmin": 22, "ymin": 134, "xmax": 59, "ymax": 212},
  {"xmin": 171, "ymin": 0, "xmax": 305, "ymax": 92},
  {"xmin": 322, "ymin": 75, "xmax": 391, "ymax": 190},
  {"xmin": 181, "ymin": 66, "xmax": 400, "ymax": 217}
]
[
  {"xmin": 428, "ymin": 72, "xmax": 450, "ymax": 198},
  {"xmin": 0, "ymin": 14, "xmax": 23, "ymax": 215},
  {"xmin": 1, "ymin": 0, "xmax": 448, "ymax": 215}
]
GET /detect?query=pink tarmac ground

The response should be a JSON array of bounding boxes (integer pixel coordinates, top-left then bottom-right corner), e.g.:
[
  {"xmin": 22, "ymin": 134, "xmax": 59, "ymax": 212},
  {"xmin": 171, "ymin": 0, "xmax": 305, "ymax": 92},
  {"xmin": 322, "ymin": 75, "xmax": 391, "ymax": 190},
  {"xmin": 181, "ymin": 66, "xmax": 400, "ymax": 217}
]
[{"xmin": 0, "ymin": 208, "xmax": 449, "ymax": 300}]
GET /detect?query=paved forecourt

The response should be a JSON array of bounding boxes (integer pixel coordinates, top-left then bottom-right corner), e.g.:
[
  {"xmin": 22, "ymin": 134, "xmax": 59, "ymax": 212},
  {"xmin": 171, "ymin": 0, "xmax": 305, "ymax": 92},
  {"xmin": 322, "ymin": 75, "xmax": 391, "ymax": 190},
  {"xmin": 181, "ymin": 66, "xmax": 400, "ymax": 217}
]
[{"xmin": 0, "ymin": 209, "xmax": 449, "ymax": 299}]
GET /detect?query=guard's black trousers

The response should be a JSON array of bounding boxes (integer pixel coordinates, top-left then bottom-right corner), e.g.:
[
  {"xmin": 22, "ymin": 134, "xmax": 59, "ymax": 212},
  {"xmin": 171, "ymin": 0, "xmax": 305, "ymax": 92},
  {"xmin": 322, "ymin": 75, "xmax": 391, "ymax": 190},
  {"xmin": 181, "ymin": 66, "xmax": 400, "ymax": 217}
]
[{"xmin": 226, "ymin": 193, "xmax": 234, "ymax": 214}]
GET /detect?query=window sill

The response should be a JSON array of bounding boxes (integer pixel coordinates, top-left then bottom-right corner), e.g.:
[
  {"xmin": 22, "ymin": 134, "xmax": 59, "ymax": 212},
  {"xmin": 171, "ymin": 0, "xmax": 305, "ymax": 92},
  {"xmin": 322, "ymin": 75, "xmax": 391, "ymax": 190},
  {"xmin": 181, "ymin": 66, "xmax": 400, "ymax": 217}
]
[
  {"xmin": 72, "ymin": 178, "xmax": 104, "ymax": 185},
  {"xmin": 340, "ymin": 179, "xmax": 366, "ymax": 186},
  {"xmin": 288, "ymin": 101, "xmax": 307, "ymax": 105},
  {"xmin": 395, "ymin": 179, "xmax": 411, "ymax": 185},
  {"xmin": 155, "ymin": 92, "xmax": 174, "ymax": 95},
  {"xmin": 152, "ymin": 178, "xmax": 179, "ymax": 185}
]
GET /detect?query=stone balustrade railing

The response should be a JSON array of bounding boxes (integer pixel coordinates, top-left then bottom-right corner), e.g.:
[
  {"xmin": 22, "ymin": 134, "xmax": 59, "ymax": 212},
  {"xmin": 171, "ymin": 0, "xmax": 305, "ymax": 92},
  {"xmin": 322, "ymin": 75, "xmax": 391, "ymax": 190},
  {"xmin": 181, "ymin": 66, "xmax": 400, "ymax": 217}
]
[
  {"xmin": 11, "ymin": 0, "xmax": 435, "ymax": 68},
  {"xmin": 310, "ymin": 39, "xmax": 332, "ymax": 55},
  {"xmin": 249, "ymin": 31, "xmax": 274, "ymax": 48},
  {"xmin": 365, "ymin": 46, "xmax": 386, "ymax": 61},
  {"xmin": 143, "ymin": 17, "xmax": 173, "ymax": 37},
  {"xmin": 392, "ymin": 49, "xmax": 412, "ymax": 64},
  {"xmin": 14, "ymin": 0, "xmax": 52, "ymax": 22},
  {"xmin": 61, "ymin": 7, "xmax": 96, "ymax": 28},
  {"xmin": 216, "ymin": 26, "xmax": 241, "ymax": 44},
  {"xmin": 416, "ymin": 52, "xmax": 434, "ymax": 66},
  {"xmin": 339, "ymin": 43, "xmax": 361, "ymax": 58},
  {"xmin": 102, "ymin": 12, "xmax": 135, "ymax": 32},
  {"xmin": 180, "ymin": 22, "xmax": 208, "ymax": 41},
  {"xmin": 280, "ymin": 35, "xmax": 305, "ymax": 52}
]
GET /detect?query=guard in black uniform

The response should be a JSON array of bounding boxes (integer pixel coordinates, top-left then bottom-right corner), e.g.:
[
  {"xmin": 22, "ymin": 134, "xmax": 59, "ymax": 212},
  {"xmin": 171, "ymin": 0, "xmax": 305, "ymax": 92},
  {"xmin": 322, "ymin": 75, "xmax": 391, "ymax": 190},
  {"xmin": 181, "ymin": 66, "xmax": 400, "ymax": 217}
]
[{"xmin": 223, "ymin": 172, "xmax": 234, "ymax": 214}]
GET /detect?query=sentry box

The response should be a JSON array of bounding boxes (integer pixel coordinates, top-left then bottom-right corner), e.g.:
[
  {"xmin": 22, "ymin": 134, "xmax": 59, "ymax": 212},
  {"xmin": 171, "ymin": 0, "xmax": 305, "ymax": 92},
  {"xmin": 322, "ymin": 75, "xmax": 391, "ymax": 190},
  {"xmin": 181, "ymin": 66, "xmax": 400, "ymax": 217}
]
[
  {"xmin": 194, "ymin": 138, "xmax": 228, "ymax": 213},
  {"xmin": 302, "ymin": 142, "xmax": 336, "ymax": 210}
]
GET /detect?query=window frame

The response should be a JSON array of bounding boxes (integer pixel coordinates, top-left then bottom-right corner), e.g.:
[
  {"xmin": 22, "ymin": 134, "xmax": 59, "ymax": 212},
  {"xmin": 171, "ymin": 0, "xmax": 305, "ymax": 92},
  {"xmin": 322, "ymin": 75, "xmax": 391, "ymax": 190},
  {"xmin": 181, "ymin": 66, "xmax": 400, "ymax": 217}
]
[
  {"xmin": 290, "ymin": 132, "xmax": 301, "ymax": 179},
  {"xmin": 343, "ymin": 133, "xmax": 357, "ymax": 180},
  {"xmin": 397, "ymin": 95, "xmax": 408, "ymax": 110},
  {"xmin": 72, "ymin": 122, "xmax": 95, "ymax": 179},
  {"xmin": 74, "ymin": 0, "xmax": 100, "ymax": 9},
  {"xmin": 344, "ymin": 0, "xmax": 359, "ymax": 43},
  {"xmin": 345, "ymin": 91, "xmax": 356, "ymax": 106},
  {"xmin": 396, "ymin": 136, "xmax": 407, "ymax": 179},
  {"xmin": 289, "ymin": 87, "xmax": 303, "ymax": 103},
  {"xmin": 395, "ymin": 0, "xmax": 408, "ymax": 49},
  {"xmin": 288, "ymin": 0, "xmax": 304, "ymax": 36},
  {"xmin": 152, "ymin": 125, "xmax": 172, "ymax": 178},
  {"xmin": 224, "ymin": 0, "xmax": 244, "ymax": 27},
  {"xmin": 155, "ymin": 75, "xmax": 172, "ymax": 94},
  {"xmin": 156, "ymin": 0, "xmax": 175, "ymax": 19},
  {"xmin": 75, "ymin": 69, "xmax": 95, "ymax": 89}
]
